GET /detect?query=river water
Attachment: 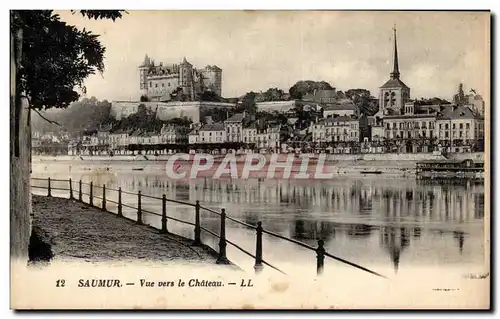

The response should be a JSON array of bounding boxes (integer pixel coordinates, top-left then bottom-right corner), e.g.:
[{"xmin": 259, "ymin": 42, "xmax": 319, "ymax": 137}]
[{"xmin": 31, "ymin": 160, "xmax": 486, "ymax": 279}]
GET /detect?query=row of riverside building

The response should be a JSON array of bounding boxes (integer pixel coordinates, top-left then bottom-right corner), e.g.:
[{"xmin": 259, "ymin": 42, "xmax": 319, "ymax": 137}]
[{"xmin": 45, "ymin": 27, "xmax": 485, "ymax": 156}]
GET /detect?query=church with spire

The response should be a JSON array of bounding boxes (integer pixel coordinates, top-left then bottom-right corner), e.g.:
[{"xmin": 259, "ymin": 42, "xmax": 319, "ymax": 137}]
[
  {"xmin": 138, "ymin": 55, "xmax": 222, "ymax": 102},
  {"xmin": 377, "ymin": 27, "xmax": 411, "ymax": 117}
]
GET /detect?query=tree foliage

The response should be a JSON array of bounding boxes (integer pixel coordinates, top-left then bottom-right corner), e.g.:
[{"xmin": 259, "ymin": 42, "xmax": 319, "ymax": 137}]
[
  {"xmin": 262, "ymin": 88, "xmax": 285, "ymax": 101},
  {"xmin": 73, "ymin": 10, "xmax": 125, "ymax": 21},
  {"xmin": 31, "ymin": 97, "xmax": 111, "ymax": 135},
  {"xmin": 237, "ymin": 92, "xmax": 257, "ymax": 114},
  {"xmin": 199, "ymin": 90, "xmax": 222, "ymax": 102},
  {"xmin": 11, "ymin": 10, "xmax": 124, "ymax": 110},
  {"xmin": 345, "ymin": 88, "xmax": 378, "ymax": 115},
  {"xmin": 288, "ymin": 80, "xmax": 334, "ymax": 99}
]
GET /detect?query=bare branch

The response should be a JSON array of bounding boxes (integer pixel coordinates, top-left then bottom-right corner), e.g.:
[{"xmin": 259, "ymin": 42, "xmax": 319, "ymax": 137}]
[{"xmin": 32, "ymin": 108, "xmax": 61, "ymax": 126}]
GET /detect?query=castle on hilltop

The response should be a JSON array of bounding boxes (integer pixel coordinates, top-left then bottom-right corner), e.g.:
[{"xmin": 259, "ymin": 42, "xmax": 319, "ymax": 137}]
[{"xmin": 139, "ymin": 55, "xmax": 222, "ymax": 102}]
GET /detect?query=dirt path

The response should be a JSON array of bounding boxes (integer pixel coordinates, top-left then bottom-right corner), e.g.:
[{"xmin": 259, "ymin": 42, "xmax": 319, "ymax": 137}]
[{"xmin": 31, "ymin": 195, "xmax": 223, "ymax": 265}]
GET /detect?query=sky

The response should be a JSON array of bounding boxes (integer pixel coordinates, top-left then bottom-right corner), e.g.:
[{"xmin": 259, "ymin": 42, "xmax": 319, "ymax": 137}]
[{"xmin": 57, "ymin": 10, "xmax": 490, "ymax": 102}]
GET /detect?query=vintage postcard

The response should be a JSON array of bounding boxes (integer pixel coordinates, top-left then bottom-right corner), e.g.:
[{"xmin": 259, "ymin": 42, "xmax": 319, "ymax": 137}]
[{"xmin": 10, "ymin": 10, "xmax": 490, "ymax": 309}]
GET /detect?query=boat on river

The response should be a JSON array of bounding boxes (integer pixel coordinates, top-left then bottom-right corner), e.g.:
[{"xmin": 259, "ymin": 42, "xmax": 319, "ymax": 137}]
[{"xmin": 415, "ymin": 159, "xmax": 484, "ymax": 180}]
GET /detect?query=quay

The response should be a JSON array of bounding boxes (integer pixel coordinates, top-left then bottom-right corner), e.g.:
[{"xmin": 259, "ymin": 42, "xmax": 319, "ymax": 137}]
[
  {"xmin": 415, "ymin": 159, "xmax": 484, "ymax": 180},
  {"xmin": 30, "ymin": 177, "xmax": 387, "ymax": 278},
  {"xmin": 30, "ymin": 195, "xmax": 226, "ymax": 266}
]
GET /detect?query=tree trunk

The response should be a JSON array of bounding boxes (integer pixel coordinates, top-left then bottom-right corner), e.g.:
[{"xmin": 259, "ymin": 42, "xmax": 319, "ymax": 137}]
[{"xmin": 10, "ymin": 26, "xmax": 31, "ymax": 262}]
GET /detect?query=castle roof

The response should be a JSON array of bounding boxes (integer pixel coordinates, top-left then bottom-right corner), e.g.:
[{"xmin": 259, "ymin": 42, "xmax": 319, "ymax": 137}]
[
  {"xmin": 139, "ymin": 54, "xmax": 152, "ymax": 68},
  {"xmin": 206, "ymin": 65, "xmax": 221, "ymax": 71},
  {"xmin": 180, "ymin": 57, "xmax": 192, "ymax": 66}
]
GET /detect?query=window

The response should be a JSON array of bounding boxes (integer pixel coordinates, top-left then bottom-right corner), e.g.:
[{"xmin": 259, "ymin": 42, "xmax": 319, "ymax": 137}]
[
  {"xmin": 466, "ymin": 123, "xmax": 470, "ymax": 129},
  {"xmin": 393, "ymin": 123, "xmax": 397, "ymax": 128},
  {"xmin": 155, "ymin": 83, "xmax": 158, "ymax": 88},
  {"xmin": 440, "ymin": 124, "xmax": 443, "ymax": 129},
  {"xmin": 445, "ymin": 132, "xmax": 449, "ymax": 138},
  {"xmin": 452, "ymin": 123, "xmax": 456, "ymax": 129},
  {"xmin": 386, "ymin": 123, "xmax": 390, "ymax": 129},
  {"xmin": 162, "ymin": 83, "xmax": 164, "ymax": 87},
  {"xmin": 459, "ymin": 131, "xmax": 463, "ymax": 138},
  {"xmin": 459, "ymin": 123, "xmax": 463, "ymax": 129},
  {"xmin": 149, "ymin": 82, "xmax": 152, "ymax": 87},
  {"xmin": 445, "ymin": 124, "xmax": 449, "ymax": 130},
  {"xmin": 168, "ymin": 83, "xmax": 170, "ymax": 87}
]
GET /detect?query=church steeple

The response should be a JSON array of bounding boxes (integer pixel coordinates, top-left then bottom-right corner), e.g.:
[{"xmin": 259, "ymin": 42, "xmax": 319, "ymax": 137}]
[{"xmin": 390, "ymin": 26, "xmax": 400, "ymax": 80}]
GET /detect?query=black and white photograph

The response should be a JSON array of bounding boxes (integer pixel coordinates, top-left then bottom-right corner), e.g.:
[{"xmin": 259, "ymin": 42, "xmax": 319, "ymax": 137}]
[{"xmin": 9, "ymin": 9, "xmax": 490, "ymax": 309}]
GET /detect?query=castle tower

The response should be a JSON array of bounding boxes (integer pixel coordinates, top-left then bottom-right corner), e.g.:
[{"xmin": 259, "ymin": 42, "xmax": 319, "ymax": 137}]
[
  {"xmin": 379, "ymin": 26, "xmax": 410, "ymax": 115},
  {"xmin": 138, "ymin": 54, "xmax": 152, "ymax": 96},
  {"xmin": 201, "ymin": 65, "xmax": 223, "ymax": 97},
  {"xmin": 179, "ymin": 57, "xmax": 193, "ymax": 99}
]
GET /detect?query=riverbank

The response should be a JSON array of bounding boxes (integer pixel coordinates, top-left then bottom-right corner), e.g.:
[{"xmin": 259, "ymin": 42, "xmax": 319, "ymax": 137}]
[
  {"xmin": 31, "ymin": 152, "xmax": 484, "ymax": 179},
  {"xmin": 30, "ymin": 195, "xmax": 232, "ymax": 267},
  {"xmin": 32, "ymin": 152, "xmax": 484, "ymax": 163}
]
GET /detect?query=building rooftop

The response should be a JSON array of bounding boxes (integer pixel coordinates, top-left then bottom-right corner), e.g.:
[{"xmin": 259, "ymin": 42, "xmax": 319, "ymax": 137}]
[
  {"xmin": 380, "ymin": 78, "xmax": 410, "ymax": 89},
  {"xmin": 318, "ymin": 115, "xmax": 358, "ymax": 125},
  {"xmin": 323, "ymin": 102, "xmax": 357, "ymax": 111},
  {"xmin": 384, "ymin": 114, "xmax": 438, "ymax": 120},
  {"xmin": 437, "ymin": 105, "xmax": 477, "ymax": 120},
  {"xmin": 200, "ymin": 123, "xmax": 225, "ymax": 131},
  {"xmin": 302, "ymin": 89, "xmax": 337, "ymax": 101},
  {"xmin": 225, "ymin": 113, "xmax": 245, "ymax": 123}
]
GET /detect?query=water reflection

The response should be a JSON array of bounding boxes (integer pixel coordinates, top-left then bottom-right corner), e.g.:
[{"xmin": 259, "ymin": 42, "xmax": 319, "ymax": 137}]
[{"xmin": 32, "ymin": 162, "xmax": 485, "ymax": 274}]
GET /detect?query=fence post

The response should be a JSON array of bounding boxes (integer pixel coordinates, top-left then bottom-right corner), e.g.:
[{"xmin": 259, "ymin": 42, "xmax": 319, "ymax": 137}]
[
  {"xmin": 316, "ymin": 239, "xmax": 325, "ymax": 275},
  {"xmin": 216, "ymin": 208, "xmax": 229, "ymax": 264},
  {"xmin": 136, "ymin": 190, "xmax": 143, "ymax": 225},
  {"xmin": 47, "ymin": 177, "xmax": 52, "ymax": 197},
  {"xmin": 117, "ymin": 187, "xmax": 123, "ymax": 217},
  {"xmin": 69, "ymin": 178, "xmax": 73, "ymax": 199},
  {"xmin": 194, "ymin": 200, "xmax": 201, "ymax": 245},
  {"xmin": 102, "ymin": 184, "xmax": 106, "ymax": 211},
  {"xmin": 254, "ymin": 221, "xmax": 264, "ymax": 273},
  {"xmin": 78, "ymin": 180, "xmax": 82, "ymax": 202},
  {"xmin": 89, "ymin": 181, "xmax": 93, "ymax": 206},
  {"xmin": 161, "ymin": 194, "xmax": 167, "ymax": 233}
]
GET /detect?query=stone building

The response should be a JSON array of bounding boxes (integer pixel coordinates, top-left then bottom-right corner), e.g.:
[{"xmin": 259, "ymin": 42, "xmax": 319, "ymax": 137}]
[
  {"xmin": 311, "ymin": 115, "xmax": 360, "ymax": 144},
  {"xmin": 197, "ymin": 123, "xmax": 226, "ymax": 144},
  {"xmin": 243, "ymin": 122, "xmax": 281, "ymax": 150},
  {"xmin": 224, "ymin": 113, "xmax": 245, "ymax": 143},
  {"xmin": 375, "ymin": 27, "xmax": 411, "ymax": 117},
  {"xmin": 302, "ymin": 89, "xmax": 337, "ymax": 103},
  {"xmin": 139, "ymin": 55, "xmax": 222, "ymax": 102}
]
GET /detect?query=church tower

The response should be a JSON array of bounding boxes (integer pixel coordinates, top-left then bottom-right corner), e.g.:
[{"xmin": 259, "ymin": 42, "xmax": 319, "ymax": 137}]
[{"xmin": 379, "ymin": 27, "xmax": 410, "ymax": 115}]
